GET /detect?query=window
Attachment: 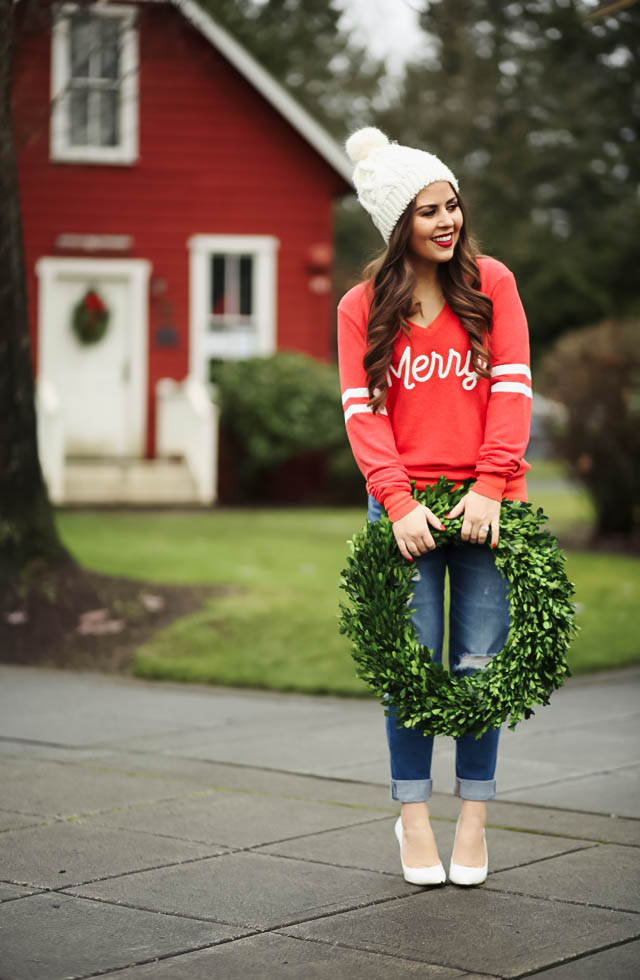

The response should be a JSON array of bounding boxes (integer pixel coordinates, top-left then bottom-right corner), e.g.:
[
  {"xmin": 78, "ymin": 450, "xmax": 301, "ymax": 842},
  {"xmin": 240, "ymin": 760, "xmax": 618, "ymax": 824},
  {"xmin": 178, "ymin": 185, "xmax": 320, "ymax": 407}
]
[
  {"xmin": 188, "ymin": 235, "xmax": 279, "ymax": 377},
  {"xmin": 51, "ymin": 2, "xmax": 139, "ymax": 164},
  {"xmin": 211, "ymin": 253, "xmax": 254, "ymax": 326}
]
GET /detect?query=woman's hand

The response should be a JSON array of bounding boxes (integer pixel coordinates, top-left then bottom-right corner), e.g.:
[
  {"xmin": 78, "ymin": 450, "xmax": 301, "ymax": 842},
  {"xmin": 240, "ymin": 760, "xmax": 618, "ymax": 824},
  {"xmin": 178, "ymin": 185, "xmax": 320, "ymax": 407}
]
[
  {"xmin": 445, "ymin": 490, "xmax": 501, "ymax": 547},
  {"xmin": 392, "ymin": 503, "xmax": 446, "ymax": 561}
]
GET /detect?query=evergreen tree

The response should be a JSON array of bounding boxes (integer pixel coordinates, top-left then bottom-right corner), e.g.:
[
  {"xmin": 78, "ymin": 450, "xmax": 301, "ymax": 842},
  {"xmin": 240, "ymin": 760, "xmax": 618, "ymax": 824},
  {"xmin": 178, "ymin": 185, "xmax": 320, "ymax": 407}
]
[
  {"xmin": 374, "ymin": 0, "xmax": 639, "ymax": 356},
  {"xmin": 201, "ymin": 0, "xmax": 385, "ymax": 137}
]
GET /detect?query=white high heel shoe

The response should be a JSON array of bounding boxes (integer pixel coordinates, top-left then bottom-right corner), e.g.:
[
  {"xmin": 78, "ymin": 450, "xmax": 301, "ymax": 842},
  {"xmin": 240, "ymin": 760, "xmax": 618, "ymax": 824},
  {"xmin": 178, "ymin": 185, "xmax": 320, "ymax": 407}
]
[
  {"xmin": 394, "ymin": 816, "xmax": 446, "ymax": 886},
  {"xmin": 448, "ymin": 816, "xmax": 488, "ymax": 886}
]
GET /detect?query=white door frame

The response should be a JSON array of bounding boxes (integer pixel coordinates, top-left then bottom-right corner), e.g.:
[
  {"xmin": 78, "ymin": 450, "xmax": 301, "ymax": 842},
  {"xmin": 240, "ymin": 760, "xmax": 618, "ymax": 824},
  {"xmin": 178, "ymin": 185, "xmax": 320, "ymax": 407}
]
[{"xmin": 35, "ymin": 256, "xmax": 151, "ymax": 456}]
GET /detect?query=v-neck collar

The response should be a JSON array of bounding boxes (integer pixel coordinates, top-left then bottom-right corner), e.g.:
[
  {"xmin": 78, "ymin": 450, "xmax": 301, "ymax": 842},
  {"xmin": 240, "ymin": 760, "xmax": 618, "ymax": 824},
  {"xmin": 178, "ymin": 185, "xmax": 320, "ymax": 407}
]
[{"xmin": 407, "ymin": 302, "xmax": 450, "ymax": 338}]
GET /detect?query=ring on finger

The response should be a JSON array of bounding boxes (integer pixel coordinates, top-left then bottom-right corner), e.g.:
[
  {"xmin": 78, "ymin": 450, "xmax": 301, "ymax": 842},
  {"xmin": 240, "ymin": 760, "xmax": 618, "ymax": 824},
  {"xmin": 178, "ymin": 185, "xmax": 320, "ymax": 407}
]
[{"xmin": 480, "ymin": 525, "xmax": 490, "ymax": 532}]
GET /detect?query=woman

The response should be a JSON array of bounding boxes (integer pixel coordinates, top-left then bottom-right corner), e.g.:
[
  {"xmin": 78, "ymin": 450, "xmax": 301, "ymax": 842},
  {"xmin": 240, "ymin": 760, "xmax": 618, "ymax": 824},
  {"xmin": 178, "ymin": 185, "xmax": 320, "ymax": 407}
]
[{"xmin": 337, "ymin": 128, "xmax": 532, "ymax": 887}]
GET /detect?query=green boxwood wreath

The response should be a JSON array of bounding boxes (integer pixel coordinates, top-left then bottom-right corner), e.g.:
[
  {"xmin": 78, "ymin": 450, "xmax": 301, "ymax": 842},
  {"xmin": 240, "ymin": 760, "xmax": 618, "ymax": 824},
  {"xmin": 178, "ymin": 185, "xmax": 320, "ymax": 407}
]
[
  {"xmin": 71, "ymin": 288, "xmax": 110, "ymax": 345},
  {"xmin": 339, "ymin": 477, "xmax": 578, "ymax": 740}
]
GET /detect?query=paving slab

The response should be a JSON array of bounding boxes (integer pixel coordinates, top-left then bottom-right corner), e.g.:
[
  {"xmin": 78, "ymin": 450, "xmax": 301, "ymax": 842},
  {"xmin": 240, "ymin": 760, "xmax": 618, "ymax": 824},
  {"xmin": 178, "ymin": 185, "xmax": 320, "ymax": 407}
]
[
  {"xmin": 255, "ymin": 818, "xmax": 597, "ymax": 877},
  {"xmin": 479, "ymin": 799, "xmax": 640, "ymax": 846},
  {"xmin": 485, "ymin": 842, "xmax": 640, "ymax": 912},
  {"xmin": 9, "ymin": 747, "xmax": 637, "ymax": 847},
  {"xmin": 0, "ymin": 882, "xmax": 43, "ymax": 902},
  {"xmin": 314, "ymin": 710, "xmax": 640, "ymax": 766},
  {"xmin": 98, "ymin": 930, "xmax": 493, "ymax": 979},
  {"xmin": 282, "ymin": 888, "xmax": 640, "ymax": 977},
  {"xmin": 0, "ymin": 756, "xmax": 204, "ymax": 819},
  {"xmin": 0, "ymin": 739, "xmax": 51, "ymax": 758},
  {"xmin": 87, "ymin": 787, "xmax": 384, "ymax": 849},
  {"xmin": 321, "ymin": 751, "xmax": 587, "ymax": 797},
  {"xmin": 498, "ymin": 714, "xmax": 640, "ymax": 770},
  {"xmin": 0, "ymin": 819, "xmax": 227, "ymax": 889},
  {"xmin": 530, "ymin": 938, "xmax": 640, "ymax": 979},
  {"xmin": 314, "ymin": 756, "xmax": 391, "ymax": 782},
  {"xmin": 25, "ymin": 751, "xmax": 396, "ymax": 811},
  {"xmin": 40, "ymin": 752, "xmax": 640, "ymax": 846},
  {"xmin": 0, "ymin": 808, "xmax": 46, "ymax": 832},
  {"xmin": 127, "ymin": 718, "xmax": 391, "ymax": 775},
  {"xmin": 499, "ymin": 764, "xmax": 640, "ymax": 817},
  {"xmin": 0, "ymin": 665, "xmax": 369, "ymax": 747},
  {"xmin": 0, "ymin": 891, "xmax": 243, "ymax": 980},
  {"xmin": 1, "ymin": 664, "xmax": 639, "ymax": 979},
  {"xmin": 496, "ymin": 671, "xmax": 640, "ymax": 730},
  {"xmin": 67, "ymin": 851, "xmax": 417, "ymax": 930},
  {"xmin": 2, "ymin": 665, "xmax": 639, "ymax": 816}
]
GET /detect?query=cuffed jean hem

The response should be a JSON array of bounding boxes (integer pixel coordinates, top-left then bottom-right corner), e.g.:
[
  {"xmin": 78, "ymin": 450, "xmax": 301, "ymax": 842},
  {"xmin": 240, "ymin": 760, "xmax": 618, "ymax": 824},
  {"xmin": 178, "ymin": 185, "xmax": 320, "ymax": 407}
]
[
  {"xmin": 390, "ymin": 778, "xmax": 433, "ymax": 803},
  {"xmin": 454, "ymin": 777, "xmax": 496, "ymax": 801}
]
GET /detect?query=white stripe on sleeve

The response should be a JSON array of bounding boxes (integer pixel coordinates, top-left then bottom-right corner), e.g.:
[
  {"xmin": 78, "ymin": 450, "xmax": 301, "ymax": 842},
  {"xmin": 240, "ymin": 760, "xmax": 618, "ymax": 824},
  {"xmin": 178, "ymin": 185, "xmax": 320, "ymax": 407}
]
[
  {"xmin": 490, "ymin": 363, "xmax": 532, "ymax": 380},
  {"xmin": 344, "ymin": 403, "xmax": 387, "ymax": 423},
  {"xmin": 490, "ymin": 381, "xmax": 533, "ymax": 398},
  {"xmin": 341, "ymin": 387, "xmax": 370, "ymax": 404}
]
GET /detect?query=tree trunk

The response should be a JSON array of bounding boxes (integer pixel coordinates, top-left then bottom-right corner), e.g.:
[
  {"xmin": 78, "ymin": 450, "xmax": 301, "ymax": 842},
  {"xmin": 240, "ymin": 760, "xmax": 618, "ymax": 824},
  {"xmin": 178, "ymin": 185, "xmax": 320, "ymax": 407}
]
[{"xmin": 0, "ymin": 0, "xmax": 74, "ymax": 589}]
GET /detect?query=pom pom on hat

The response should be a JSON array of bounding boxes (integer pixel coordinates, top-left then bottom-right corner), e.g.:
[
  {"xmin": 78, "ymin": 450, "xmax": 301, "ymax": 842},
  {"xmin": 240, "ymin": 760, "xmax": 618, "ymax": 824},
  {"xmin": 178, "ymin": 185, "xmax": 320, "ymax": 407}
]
[
  {"xmin": 344, "ymin": 127, "xmax": 460, "ymax": 243},
  {"xmin": 345, "ymin": 127, "xmax": 389, "ymax": 164}
]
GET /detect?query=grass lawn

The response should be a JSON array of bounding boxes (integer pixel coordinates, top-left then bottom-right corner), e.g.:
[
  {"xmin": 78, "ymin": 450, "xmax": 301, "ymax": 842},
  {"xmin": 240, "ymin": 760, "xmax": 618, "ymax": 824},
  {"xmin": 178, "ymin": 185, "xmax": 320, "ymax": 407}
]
[{"xmin": 54, "ymin": 460, "xmax": 639, "ymax": 694}]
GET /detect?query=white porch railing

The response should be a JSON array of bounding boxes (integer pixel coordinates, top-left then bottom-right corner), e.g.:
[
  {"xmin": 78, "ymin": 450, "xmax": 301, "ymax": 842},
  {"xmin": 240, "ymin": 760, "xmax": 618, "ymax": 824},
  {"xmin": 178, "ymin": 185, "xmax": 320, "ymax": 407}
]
[
  {"xmin": 35, "ymin": 376, "xmax": 65, "ymax": 504},
  {"xmin": 156, "ymin": 375, "xmax": 219, "ymax": 504}
]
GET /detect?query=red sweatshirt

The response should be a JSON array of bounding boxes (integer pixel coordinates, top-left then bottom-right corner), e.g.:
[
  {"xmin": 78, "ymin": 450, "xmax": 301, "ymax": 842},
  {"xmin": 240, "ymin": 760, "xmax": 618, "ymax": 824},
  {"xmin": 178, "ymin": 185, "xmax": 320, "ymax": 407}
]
[{"xmin": 337, "ymin": 255, "xmax": 532, "ymax": 523}]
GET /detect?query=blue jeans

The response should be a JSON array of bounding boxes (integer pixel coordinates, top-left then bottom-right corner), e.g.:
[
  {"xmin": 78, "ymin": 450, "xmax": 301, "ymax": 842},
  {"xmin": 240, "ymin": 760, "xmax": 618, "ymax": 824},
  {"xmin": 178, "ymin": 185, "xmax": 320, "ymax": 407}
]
[{"xmin": 367, "ymin": 493, "xmax": 510, "ymax": 803}]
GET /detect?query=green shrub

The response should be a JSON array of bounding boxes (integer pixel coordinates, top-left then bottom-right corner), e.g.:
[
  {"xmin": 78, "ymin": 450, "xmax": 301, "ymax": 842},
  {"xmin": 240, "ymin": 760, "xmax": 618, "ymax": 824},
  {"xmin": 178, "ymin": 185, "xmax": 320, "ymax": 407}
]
[
  {"xmin": 325, "ymin": 442, "xmax": 367, "ymax": 505},
  {"xmin": 537, "ymin": 320, "xmax": 640, "ymax": 537},
  {"xmin": 211, "ymin": 351, "xmax": 362, "ymax": 502}
]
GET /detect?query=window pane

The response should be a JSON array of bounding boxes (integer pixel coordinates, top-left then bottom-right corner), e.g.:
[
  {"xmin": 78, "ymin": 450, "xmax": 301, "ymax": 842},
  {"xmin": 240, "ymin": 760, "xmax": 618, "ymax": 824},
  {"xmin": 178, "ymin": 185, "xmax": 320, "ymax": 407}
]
[
  {"xmin": 211, "ymin": 255, "xmax": 225, "ymax": 315},
  {"xmin": 67, "ymin": 12, "xmax": 125, "ymax": 150},
  {"xmin": 99, "ymin": 19, "xmax": 121, "ymax": 80},
  {"xmin": 99, "ymin": 90, "xmax": 119, "ymax": 146},
  {"xmin": 224, "ymin": 256, "xmax": 240, "ymax": 315},
  {"xmin": 239, "ymin": 255, "xmax": 253, "ymax": 316},
  {"xmin": 69, "ymin": 88, "xmax": 89, "ymax": 145},
  {"xmin": 70, "ymin": 16, "xmax": 94, "ymax": 78}
]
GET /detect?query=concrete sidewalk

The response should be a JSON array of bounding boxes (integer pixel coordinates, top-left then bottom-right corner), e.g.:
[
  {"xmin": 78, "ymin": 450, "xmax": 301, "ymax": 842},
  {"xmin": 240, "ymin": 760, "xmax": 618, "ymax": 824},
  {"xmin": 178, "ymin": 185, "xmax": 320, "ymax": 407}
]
[{"xmin": 0, "ymin": 663, "xmax": 638, "ymax": 979}]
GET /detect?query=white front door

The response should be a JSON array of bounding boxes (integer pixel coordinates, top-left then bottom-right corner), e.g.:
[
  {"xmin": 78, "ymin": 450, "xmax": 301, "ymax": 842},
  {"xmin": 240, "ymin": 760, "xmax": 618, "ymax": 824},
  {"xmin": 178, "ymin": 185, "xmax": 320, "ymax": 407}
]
[{"xmin": 36, "ymin": 257, "xmax": 150, "ymax": 457}]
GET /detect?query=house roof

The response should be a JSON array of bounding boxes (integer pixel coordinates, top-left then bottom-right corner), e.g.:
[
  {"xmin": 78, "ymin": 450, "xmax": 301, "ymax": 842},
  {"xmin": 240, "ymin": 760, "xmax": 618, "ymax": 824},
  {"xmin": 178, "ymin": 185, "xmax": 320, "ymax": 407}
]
[{"xmin": 144, "ymin": 0, "xmax": 354, "ymax": 186}]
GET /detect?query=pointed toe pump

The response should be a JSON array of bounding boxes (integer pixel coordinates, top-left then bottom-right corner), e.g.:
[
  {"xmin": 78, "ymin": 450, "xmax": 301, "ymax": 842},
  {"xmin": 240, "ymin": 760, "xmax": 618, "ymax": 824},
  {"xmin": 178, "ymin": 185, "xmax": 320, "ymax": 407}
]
[
  {"xmin": 448, "ymin": 817, "xmax": 488, "ymax": 886},
  {"xmin": 394, "ymin": 816, "xmax": 446, "ymax": 886}
]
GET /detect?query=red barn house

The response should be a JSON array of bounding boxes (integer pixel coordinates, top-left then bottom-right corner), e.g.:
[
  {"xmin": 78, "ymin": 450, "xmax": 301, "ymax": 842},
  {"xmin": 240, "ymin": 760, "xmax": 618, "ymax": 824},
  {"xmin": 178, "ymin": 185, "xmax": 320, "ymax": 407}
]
[{"xmin": 13, "ymin": 0, "xmax": 352, "ymax": 504}]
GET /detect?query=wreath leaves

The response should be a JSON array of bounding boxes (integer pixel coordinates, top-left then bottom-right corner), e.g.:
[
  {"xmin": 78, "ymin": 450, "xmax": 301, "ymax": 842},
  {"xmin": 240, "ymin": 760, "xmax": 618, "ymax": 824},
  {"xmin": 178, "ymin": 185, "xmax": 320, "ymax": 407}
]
[
  {"xmin": 71, "ymin": 289, "xmax": 110, "ymax": 345},
  {"xmin": 339, "ymin": 477, "xmax": 578, "ymax": 739}
]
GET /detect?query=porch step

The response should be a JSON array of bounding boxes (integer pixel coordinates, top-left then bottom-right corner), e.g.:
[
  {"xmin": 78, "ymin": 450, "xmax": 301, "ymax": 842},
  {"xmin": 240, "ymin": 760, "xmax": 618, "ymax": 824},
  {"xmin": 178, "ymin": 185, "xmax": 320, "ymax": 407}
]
[{"xmin": 63, "ymin": 458, "xmax": 202, "ymax": 506}]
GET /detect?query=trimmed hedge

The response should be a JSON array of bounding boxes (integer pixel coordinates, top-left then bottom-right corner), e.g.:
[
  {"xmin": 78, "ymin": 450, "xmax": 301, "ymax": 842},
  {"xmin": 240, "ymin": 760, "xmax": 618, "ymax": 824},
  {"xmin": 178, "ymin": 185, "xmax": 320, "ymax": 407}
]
[{"xmin": 210, "ymin": 352, "xmax": 362, "ymax": 503}]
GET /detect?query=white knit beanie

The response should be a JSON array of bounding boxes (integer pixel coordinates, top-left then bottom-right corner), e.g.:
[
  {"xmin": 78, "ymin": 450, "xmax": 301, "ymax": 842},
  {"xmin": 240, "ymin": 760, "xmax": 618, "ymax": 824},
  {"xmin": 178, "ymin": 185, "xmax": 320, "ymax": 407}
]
[{"xmin": 345, "ymin": 127, "xmax": 459, "ymax": 244}]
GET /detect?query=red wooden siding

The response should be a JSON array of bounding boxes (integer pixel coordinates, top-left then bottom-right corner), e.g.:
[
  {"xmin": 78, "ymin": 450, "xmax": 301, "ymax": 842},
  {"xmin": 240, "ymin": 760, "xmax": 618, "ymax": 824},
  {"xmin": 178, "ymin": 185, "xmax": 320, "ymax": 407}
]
[{"xmin": 12, "ymin": 0, "xmax": 349, "ymax": 456}]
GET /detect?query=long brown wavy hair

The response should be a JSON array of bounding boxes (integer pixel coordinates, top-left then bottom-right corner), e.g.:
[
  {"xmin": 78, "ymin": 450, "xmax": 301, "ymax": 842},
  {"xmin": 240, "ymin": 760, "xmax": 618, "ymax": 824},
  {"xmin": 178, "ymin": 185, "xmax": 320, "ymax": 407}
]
[{"xmin": 362, "ymin": 186, "xmax": 493, "ymax": 414}]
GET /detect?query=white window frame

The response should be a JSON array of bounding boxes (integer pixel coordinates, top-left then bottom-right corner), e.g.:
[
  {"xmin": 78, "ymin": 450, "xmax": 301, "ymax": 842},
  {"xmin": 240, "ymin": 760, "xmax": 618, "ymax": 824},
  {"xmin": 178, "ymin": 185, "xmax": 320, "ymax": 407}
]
[
  {"xmin": 188, "ymin": 234, "xmax": 279, "ymax": 380},
  {"xmin": 50, "ymin": 1, "xmax": 139, "ymax": 165}
]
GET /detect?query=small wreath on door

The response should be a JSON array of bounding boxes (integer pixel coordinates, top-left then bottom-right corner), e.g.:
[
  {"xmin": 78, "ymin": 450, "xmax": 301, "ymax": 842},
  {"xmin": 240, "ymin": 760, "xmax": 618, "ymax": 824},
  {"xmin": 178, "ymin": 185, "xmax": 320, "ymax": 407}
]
[
  {"xmin": 71, "ymin": 288, "xmax": 110, "ymax": 345},
  {"xmin": 338, "ymin": 477, "xmax": 577, "ymax": 739}
]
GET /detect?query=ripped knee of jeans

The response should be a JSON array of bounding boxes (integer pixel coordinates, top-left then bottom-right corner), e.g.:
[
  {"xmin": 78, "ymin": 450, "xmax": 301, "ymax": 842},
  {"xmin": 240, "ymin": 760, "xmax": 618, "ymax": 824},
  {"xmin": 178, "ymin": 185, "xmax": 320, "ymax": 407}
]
[{"xmin": 455, "ymin": 652, "xmax": 495, "ymax": 672}]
